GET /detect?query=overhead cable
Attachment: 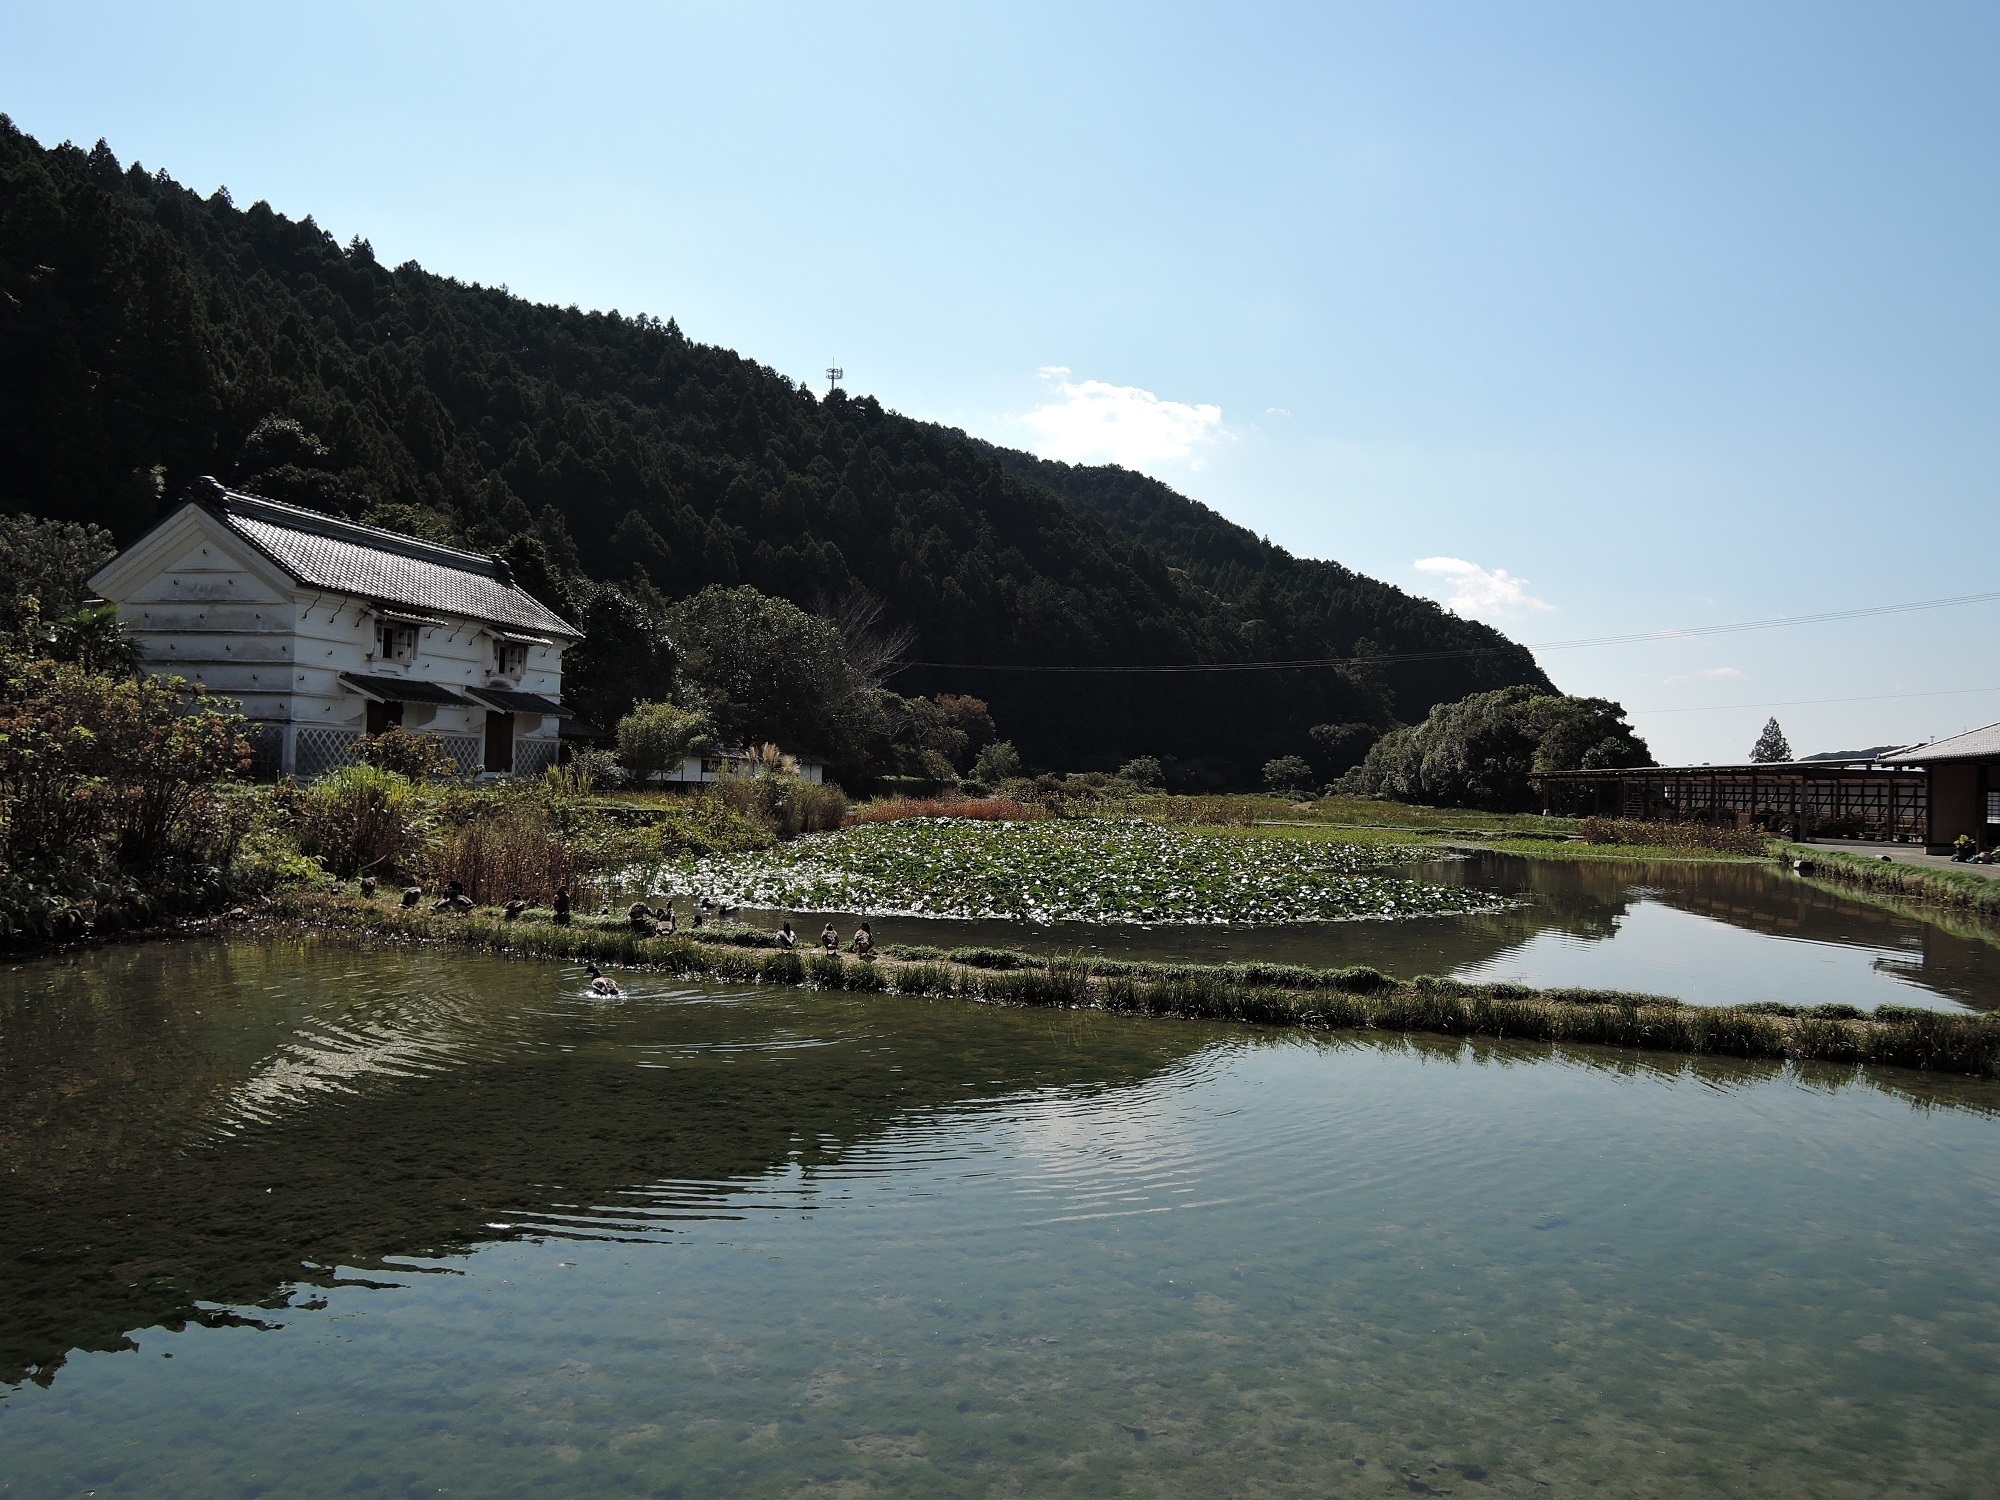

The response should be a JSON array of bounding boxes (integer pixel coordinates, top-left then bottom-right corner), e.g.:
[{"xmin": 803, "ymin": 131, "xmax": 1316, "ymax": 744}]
[{"xmin": 892, "ymin": 587, "xmax": 2000, "ymax": 676}]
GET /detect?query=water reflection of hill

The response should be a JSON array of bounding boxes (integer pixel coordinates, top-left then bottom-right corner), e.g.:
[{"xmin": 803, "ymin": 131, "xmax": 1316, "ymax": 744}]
[{"xmin": 0, "ymin": 939, "xmax": 1212, "ymax": 1389}]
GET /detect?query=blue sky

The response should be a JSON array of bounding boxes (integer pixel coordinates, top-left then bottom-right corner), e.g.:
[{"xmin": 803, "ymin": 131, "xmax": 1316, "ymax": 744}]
[{"xmin": 6, "ymin": 1, "xmax": 1996, "ymax": 763}]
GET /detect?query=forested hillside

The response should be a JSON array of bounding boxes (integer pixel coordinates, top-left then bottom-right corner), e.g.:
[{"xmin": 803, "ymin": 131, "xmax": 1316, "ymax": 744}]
[{"xmin": 0, "ymin": 119, "xmax": 1549, "ymax": 780}]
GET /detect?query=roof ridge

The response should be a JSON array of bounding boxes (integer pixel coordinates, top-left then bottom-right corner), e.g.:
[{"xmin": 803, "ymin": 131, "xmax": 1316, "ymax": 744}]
[{"xmin": 208, "ymin": 483, "xmax": 499, "ymax": 575}]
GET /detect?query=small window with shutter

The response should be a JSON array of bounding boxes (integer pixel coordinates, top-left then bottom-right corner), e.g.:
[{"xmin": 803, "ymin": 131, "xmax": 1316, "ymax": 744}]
[
  {"xmin": 1987, "ymin": 791, "xmax": 2000, "ymax": 824},
  {"xmin": 375, "ymin": 624, "xmax": 418, "ymax": 663}
]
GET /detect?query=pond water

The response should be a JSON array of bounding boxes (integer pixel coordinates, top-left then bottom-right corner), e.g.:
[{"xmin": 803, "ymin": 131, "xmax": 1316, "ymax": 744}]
[
  {"xmin": 6, "ymin": 939, "xmax": 2000, "ymax": 1496},
  {"xmin": 715, "ymin": 852, "xmax": 2000, "ymax": 1014}
]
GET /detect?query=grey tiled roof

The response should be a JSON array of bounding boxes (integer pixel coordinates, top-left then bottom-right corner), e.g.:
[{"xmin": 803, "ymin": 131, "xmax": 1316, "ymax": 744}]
[
  {"xmin": 214, "ymin": 488, "xmax": 579, "ymax": 637},
  {"xmin": 1879, "ymin": 723, "xmax": 2000, "ymax": 764}
]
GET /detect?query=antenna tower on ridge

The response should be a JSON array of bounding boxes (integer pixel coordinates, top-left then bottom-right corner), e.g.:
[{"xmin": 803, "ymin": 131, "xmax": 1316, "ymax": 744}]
[{"xmin": 825, "ymin": 362, "xmax": 844, "ymax": 394}]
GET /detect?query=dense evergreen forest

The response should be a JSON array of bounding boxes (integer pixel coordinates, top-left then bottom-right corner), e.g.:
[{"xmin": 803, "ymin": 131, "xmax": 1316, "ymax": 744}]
[{"xmin": 0, "ymin": 119, "xmax": 1550, "ymax": 781}]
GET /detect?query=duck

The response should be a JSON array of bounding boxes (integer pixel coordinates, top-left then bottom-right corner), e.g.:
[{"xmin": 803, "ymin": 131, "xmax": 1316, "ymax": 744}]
[
  {"xmin": 503, "ymin": 899, "xmax": 527, "ymax": 921},
  {"xmin": 584, "ymin": 963, "xmax": 623, "ymax": 998},
  {"xmin": 359, "ymin": 875, "xmax": 378, "ymax": 897},
  {"xmin": 401, "ymin": 886, "xmax": 423, "ymax": 908}
]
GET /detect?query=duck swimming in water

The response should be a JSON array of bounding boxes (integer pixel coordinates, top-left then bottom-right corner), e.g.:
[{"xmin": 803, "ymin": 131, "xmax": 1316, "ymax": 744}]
[{"xmin": 584, "ymin": 963, "xmax": 623, "ymax": 998}]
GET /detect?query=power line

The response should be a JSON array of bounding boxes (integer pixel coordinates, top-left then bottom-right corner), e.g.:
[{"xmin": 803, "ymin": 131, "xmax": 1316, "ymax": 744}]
[
  {"xmin": 893, "ymin": 587, "xmax": 2000, "ymax": 676},
  {"xmin": 1629, "ymin": 683, "xmax": 2000, "ymax": 716}
]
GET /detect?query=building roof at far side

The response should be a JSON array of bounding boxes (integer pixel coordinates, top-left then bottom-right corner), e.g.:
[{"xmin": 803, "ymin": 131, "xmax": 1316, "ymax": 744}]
[
  {"xmin": 209, "ymin": 485, "xmax": 579, "ymax": 638},
  {"xmin": 1879, "ymin": 722, "xmax": 2000, "ymax": 764}
]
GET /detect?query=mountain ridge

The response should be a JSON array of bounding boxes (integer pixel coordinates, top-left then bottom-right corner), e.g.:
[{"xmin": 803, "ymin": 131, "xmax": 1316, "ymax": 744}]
[{"xmin": 0, "ymin": 119, "xmax": 1550, "ymax": 778}]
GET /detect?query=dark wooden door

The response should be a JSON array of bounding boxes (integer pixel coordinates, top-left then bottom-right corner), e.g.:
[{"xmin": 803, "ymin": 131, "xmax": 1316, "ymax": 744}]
[{"xmin": 484, "ymin": 711, "xmax": 514, "ymax": 773}]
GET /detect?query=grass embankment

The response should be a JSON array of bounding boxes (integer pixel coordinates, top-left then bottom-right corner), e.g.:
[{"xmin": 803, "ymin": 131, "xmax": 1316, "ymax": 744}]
[
  {"xmin": 270, "ymin": 888, "xmax": 2000, "ymax": 1080},
  {"xmin": 1131, "ymin": 794, "xmax": 1771, "ymax": 865},
  {"xmin": 1778, "ymin": 843, "xmax": 2000, "ymax": 920}
]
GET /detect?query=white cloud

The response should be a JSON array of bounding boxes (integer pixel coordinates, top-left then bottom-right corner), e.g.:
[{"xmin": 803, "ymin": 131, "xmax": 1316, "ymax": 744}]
[
  {"xmin": 1018, "ymin": 370, "xmax": 1223, "ymax": 468},
  {"xmin": 1412, "ymin": 556, "xmax": 1555, "ymax": 616},
  {"xmin": 1663, "ymin": 667, "xmax": 1746, "ymax": 686}
]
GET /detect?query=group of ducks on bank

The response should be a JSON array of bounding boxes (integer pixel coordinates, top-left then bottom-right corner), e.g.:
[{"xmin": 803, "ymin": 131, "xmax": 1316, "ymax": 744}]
[
  {"xmin": 361, "ymin": 873, "xmax": 875, "ymax": 1001},
  {"xmin": 578, "ymin": 917, "xmax": 875, "ymax": 1000}
]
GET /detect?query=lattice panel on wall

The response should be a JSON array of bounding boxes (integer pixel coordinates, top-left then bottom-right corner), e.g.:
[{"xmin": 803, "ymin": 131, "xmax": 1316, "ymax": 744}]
[
  {"xmin": 513, "ymin": 739, "xmax": 559, "ymax": 779},
  {"xmin": 294, "ymin": 727, "xmax": 366, "ymax": 780},
  {"xmin": 434, "ymin": 737, "xmax": 485, "ymax": 776},
  {"xmin": 244, "ymin": 722, "xmax": 286, "ymax": 780}
]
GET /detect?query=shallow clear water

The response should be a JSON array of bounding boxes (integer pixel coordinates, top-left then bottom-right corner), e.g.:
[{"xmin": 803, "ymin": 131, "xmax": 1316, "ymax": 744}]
[
  {"xmin": 708, "ymin": 852, "xmax": 2000, "ymax": 1013},
  {"xmin": 5, "ymin": 939, "xmax": 2000, "ymax": 1495}
]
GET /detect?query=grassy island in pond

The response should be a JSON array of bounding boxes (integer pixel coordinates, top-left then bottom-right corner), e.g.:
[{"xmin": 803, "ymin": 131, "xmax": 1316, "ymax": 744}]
[{"xmin": 654, "ymin": 816, "xmax": 1511, "ymax": 924}]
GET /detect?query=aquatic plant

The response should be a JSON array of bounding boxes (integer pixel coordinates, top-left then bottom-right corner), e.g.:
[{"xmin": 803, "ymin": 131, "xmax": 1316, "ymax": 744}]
[
  {"xmin": 272, "ymin": 888, "xmax": 2000, "ymax": 1081},
  {"xmin": 655, "ymin": 817, "xmax": 1504, "ymax": 925}
]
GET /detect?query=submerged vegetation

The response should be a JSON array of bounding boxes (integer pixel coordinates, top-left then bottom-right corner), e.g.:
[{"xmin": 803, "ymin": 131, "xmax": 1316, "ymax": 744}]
[{"xmin": 658, "ymin": 817, "xmax": 1509, "ymax": 924}]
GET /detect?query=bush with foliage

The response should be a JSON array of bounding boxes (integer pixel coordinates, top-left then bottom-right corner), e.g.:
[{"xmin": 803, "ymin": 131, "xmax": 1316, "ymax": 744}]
[
  {"xmin": 0, "ymin": 655, "xmax": 252, "ymax": 937},
  {"xmin": 421, "ymin": 781, "xmax": 611, "ymax": 904},
  {"xmin": 1348, "ymin": 687, "xmax": 1652, "ymax": 812},
  {"xmin": 359, "ymin": 726, "xmax": 466, "ymax": 780},
  {"xmin": 279, "ymin": 765, "xmax": 429, "ymax": 879},
  {"xmin": 973, "ymin": 740, "xmax": 1023, "ymax": 783},
  {"xmin": 707, "ymin": 770, "xmax": 850, "ymax": 840},
  {"xmin": 1263, "ymin": 755, "xmax": 1315, "ymax": 793},
  {"xmin": 1118, "ymin": 756, "xmax": 1165, "ymax": 788},
  {"xmin": 616, "ymin": 699, "xmax": 712, "ymax": 782}
]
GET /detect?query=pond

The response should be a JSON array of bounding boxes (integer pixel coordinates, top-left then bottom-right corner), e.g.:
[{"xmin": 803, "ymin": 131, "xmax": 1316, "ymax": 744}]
[
  {"xmin": 697, "ymin": 851, "xmax": 2000, "ymax": 1015},
  {"xmin": 6, "ymin": 938, "xmax": 2000, "ymax": 1495}
]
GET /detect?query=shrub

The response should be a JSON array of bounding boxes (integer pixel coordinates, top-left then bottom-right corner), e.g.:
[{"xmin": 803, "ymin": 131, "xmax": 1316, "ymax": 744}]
[
  {"xmin": 284, "ymin": 765, "xmax": 428, "ymax": 878},
  {"xmin": 1263, "ymin": 755, "xmax": 1315, "ymax": 793},
  {"xmin": 973, "ymin": 740, "xmax": 1023, "ymax": 783},
  {"xmin": 1118, "ymin": 756, "xmax": 1165, "ymax": 789},
  {"xmin": 359, "ymin": 726, "xmax": 464, "ymax": 780},
  {"xmin": 617, "ymin": 700, "xmax": 710, "ymax": 782},
  {"xmin": 0, "ymin": 657, "xmax": 257, "ymax": 937},
  {"xmin": 545, "ymin": 747, "xmax": 624, "ymax": 796},
  {"xmin": 423, "ymin": 790, "xmax": 593, "ymax": 904},
  {"xmin": 0, "ymin": 661, "xmax": 249, "ymax": 861},
  {"xmin": 729, "ymin": 771, "xmax": 850, "ymax": 839}
]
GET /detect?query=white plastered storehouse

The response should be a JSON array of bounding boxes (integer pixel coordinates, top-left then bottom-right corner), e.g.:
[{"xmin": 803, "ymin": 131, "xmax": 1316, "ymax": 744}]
[{"xmin": 88, "ymin": 481, "xmax": 582, "ymax": 778}]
